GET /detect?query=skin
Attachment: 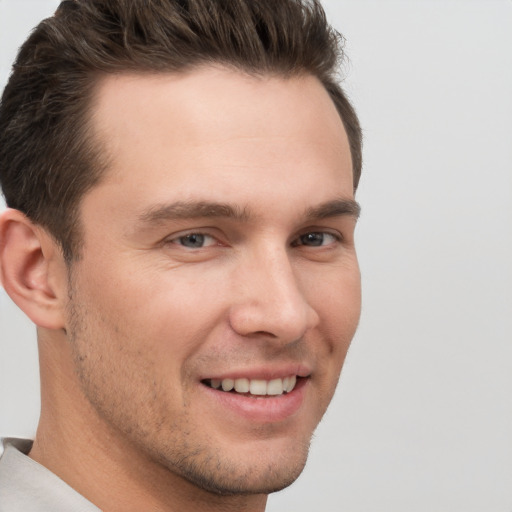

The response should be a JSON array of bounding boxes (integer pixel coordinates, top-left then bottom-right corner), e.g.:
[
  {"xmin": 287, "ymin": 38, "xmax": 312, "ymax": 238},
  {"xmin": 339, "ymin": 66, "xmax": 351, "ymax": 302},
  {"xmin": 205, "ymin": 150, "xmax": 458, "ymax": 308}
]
[{"xmin": 0, "ymin": 66, "xmax": 361, "ymax": 512}]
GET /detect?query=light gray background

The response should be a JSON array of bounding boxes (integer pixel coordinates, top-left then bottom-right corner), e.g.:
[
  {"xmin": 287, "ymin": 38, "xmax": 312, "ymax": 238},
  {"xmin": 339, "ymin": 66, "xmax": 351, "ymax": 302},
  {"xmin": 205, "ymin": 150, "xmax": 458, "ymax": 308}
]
[{"xmin": 1, "ymin": 1, "xmax": 511, "ymax": 511}]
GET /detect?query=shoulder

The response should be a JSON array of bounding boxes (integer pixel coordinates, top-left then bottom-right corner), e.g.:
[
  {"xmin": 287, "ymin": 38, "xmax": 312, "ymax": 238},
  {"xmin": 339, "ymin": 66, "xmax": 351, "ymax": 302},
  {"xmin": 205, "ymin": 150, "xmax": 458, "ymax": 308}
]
[
  {"xmin": 0, "ymin": 437, "xmax": 33, "ymax": 458},
  {"xmin": 0, "ymin": 437, "xmax": 100, "ymax": 512},
  {"xmin": 0, "ymin": 438, "xmax": 36, "ymax": 511}
]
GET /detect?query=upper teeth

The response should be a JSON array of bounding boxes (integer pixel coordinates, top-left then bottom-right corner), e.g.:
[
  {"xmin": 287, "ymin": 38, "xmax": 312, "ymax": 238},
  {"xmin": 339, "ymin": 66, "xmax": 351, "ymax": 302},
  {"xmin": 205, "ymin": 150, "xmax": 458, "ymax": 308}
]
[{"xmin": 210, "ymin": 376, "xmax": 297, "ymax": 396}]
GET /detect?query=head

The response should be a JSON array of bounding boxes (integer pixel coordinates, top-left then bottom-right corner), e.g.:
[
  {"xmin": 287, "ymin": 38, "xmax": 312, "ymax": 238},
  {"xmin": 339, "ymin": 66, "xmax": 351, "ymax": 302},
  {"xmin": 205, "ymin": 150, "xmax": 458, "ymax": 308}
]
[{"xmin": 0, "ymin": 0, "xmax": 362, "ymax": 506}]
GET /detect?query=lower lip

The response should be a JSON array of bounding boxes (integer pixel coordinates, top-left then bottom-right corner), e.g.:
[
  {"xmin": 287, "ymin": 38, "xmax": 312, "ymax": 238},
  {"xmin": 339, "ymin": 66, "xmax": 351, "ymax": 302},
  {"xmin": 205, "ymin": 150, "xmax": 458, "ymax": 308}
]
[{"xmin": 201, "ymin": 378, "xmax": 308, "ymax": 423}]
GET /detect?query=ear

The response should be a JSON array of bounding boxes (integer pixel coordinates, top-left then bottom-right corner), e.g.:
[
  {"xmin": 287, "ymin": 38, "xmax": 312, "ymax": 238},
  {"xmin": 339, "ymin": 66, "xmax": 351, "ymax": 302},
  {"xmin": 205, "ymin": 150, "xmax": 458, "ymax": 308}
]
[{"xmin": 0, "ymin": 208, "xmax": 67, "ymax": 330}]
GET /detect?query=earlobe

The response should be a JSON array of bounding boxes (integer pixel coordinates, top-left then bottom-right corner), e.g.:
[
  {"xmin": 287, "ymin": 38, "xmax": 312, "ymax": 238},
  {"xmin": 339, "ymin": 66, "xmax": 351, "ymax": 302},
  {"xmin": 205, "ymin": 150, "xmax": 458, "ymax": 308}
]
[{"xmin": 0, "ymin": 208, "xmax": 67, "ymax": 330}]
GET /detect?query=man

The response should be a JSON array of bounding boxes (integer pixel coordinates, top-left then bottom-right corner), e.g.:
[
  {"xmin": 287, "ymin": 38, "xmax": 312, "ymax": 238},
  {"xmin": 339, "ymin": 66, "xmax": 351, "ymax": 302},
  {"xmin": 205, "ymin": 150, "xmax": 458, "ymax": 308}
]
[{"xmin": 0, "ymin": 0, "xmax": 362, "ymax": 510}]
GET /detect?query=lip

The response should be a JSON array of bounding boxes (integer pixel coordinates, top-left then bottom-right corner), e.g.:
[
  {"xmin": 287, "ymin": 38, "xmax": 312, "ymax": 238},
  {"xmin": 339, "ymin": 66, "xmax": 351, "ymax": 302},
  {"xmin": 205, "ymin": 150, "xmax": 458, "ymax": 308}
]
[
  {"xmin": 199, "ymin": 363, "xmax": 312, "ymax": 382},
  {"xmin": 201, "ymin": 376, "xmax": 309, "ymax": 423}
]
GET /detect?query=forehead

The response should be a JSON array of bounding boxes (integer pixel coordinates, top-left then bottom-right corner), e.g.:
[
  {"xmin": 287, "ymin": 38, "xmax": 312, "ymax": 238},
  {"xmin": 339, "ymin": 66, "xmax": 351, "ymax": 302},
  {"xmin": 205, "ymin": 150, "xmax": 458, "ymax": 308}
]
[{"xmin": 84, "ymin": 66, "xmax": 353, "ymax": 221}]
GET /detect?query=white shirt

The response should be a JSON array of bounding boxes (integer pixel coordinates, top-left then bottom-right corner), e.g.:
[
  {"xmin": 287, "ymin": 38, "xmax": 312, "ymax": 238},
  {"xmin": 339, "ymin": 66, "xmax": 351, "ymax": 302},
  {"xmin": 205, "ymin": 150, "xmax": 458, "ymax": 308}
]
[{"xmin": 0, "ymin": 438, "xmax": 100, "ymax": 512}]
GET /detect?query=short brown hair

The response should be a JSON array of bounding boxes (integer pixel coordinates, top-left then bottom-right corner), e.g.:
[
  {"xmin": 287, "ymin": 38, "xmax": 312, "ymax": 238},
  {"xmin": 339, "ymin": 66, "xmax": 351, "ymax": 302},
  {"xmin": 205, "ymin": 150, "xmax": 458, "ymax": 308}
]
[{"xmin": 0, "ymin": 0, "xmax": 362, "ymax": 261}]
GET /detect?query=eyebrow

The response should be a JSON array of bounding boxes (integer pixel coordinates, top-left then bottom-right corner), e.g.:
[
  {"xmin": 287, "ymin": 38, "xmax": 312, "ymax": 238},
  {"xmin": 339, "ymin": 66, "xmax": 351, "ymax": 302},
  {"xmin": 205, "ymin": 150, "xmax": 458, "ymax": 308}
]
[
  {"xmin": 138, "ymin": 201, "xmax": 250, "ymax": 224},
  {"xmin": 137, "ymin": 198, "xmax": 360, "ymax": 225},
  {"xmin": 305, "ymin": 198, "xmax": 361, "ymax": 220}
]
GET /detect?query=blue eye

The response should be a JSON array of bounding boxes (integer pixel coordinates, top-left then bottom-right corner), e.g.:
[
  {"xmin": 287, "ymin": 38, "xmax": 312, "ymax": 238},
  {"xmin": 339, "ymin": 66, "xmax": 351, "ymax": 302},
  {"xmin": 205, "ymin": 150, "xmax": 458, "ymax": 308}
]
[
  {"xmin": 296, "ymin": 232, "xmax": 338, "ymax": 247},
  {"xmin": 176, "ymin": 233, "xmax": 214, "ymax": 248}
]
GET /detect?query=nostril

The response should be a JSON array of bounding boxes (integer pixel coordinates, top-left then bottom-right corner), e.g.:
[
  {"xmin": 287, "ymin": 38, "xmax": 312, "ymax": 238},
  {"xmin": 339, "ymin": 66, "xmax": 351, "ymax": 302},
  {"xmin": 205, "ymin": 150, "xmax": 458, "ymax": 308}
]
[{"xmin": 252, "ymin": 330, "xmax": 277, "ymax": 338}]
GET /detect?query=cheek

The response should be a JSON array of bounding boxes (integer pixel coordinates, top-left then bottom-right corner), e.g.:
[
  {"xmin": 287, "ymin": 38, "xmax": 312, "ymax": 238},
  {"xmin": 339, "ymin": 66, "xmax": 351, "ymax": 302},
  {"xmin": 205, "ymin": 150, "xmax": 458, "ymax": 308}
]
[
  {"xmin": 310, "ymin": 267, "xmax": 361, "ymax": 387},
  {"xmin": 76, "ymin": 260, "xmax": 229, "ymax": 364},
  {"xmin": 67, "ymin": 270, "xmax": 191, "ymax": 427},
  {"xmin": 310, "ymin": 262, "xmax": 361, "ymax": 333}
]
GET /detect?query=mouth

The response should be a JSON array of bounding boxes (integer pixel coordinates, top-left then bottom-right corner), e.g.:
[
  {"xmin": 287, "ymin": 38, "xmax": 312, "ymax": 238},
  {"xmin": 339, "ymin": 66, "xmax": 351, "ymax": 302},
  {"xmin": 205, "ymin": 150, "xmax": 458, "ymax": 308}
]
[
  {"xmin": 200, "ymin": 372, "xmax": 310, "ymax": 422},
  {"xmin": 201, "ymin": 375, "xmax": 300, "ymax": 397}
]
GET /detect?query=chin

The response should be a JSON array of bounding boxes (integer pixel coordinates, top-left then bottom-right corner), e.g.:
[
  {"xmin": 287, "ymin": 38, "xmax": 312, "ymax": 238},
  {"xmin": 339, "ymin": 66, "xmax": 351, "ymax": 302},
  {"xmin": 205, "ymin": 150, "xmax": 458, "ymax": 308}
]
[
  {"xmin": 180, "ymin": 458, "xmax": 309, "ymax": 496},
  {"xmin": 157, "ymin": 437, "xmax": 311, "ymax": 496}
]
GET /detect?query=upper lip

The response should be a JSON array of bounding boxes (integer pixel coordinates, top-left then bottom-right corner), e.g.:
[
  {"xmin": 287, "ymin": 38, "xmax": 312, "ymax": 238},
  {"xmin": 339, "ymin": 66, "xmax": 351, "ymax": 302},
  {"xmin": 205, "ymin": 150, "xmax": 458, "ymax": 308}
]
[{"xmin": 200, "ymin": 363, "xmax": 312, "ymax": 382}]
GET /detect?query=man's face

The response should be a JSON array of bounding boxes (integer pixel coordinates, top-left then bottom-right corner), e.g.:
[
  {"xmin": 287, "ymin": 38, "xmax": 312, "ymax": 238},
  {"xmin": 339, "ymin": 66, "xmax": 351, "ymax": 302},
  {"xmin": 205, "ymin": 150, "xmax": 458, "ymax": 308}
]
[{"xmin": 66, "ymin": 67, "xmax": 361, "ymax": 495}]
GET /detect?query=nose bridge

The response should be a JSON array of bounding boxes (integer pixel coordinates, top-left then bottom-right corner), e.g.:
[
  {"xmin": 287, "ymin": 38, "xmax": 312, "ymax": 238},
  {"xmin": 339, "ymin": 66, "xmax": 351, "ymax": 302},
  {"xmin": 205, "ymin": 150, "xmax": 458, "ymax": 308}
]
[{"xmin": 230, "ymin": 242, "xmax": 319, "ymax": 341}]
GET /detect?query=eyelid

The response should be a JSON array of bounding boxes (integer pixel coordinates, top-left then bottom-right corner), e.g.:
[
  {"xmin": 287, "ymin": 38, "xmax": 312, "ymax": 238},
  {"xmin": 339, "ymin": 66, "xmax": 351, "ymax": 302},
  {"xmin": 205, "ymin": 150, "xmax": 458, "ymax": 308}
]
[{"xmin": 167, "ymin": 231, "xmax": 208, "ymax": 242}]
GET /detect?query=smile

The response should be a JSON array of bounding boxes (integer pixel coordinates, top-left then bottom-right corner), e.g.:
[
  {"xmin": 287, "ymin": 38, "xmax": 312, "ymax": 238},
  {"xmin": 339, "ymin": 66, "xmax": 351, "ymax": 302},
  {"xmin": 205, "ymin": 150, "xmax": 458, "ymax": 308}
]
[{"xmin": 203, "ymin": 375, "xmax": 298, "ymax": 396}]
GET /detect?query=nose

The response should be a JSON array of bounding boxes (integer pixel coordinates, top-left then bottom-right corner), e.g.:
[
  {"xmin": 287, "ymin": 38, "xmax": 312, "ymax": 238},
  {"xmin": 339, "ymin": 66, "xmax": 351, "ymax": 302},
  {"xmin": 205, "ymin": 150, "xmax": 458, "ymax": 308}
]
[{"xmin": 228, "ymin": 247, "xmax": 319, "ymax": 344}]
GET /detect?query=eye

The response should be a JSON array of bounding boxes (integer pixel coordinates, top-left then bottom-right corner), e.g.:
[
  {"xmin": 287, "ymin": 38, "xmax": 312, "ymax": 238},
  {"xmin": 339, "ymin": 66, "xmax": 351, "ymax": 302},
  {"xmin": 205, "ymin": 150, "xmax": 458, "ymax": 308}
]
[
  {"xmin": 172, "ymin": 233, "xmax": 217, "ymax": 248},
  {"xmin": 294, "ymin": 232, "xmax": 339, "ymax": 247}
]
